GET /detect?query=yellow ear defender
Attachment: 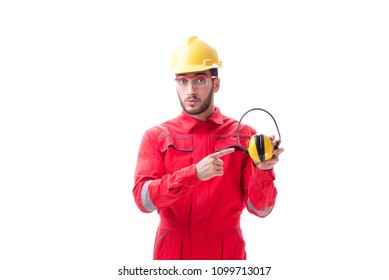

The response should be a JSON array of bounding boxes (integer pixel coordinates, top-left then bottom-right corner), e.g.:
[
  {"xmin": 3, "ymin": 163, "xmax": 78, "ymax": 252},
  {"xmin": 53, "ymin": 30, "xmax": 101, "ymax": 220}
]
[{"xmin": 236, "ymin": 108, "xmax": 282, "ymax": 162}]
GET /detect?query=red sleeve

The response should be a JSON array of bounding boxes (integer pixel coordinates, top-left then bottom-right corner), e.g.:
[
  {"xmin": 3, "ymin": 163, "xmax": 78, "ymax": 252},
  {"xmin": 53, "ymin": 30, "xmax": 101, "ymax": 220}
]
[
  {"xmin": 242, "ymin": 153, "xmax": 278, "ymax": 218},
  {"xmin": 132, "ymin": 130, "xmax": 199, "ymax": 213}
]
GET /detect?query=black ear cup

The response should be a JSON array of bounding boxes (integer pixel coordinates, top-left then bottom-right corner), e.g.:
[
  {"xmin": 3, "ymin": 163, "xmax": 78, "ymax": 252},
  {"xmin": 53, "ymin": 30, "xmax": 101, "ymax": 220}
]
[{"xmin": 254, "ymin": 134, "xmax": 266, "ymax": 162}]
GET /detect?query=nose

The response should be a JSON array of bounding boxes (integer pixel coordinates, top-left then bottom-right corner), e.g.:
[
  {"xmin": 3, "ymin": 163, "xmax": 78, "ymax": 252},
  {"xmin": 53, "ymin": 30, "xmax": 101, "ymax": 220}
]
[{"xmin": 184, "ymin": 82, "xmax": 196, "ymax": 96}]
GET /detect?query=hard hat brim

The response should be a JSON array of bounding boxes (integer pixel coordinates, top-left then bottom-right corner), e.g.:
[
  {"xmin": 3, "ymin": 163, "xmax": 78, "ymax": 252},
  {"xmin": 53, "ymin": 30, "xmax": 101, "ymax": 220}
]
[{"xmin": 172, "ymin": 63, "xmax": 222, "ymax": 74}]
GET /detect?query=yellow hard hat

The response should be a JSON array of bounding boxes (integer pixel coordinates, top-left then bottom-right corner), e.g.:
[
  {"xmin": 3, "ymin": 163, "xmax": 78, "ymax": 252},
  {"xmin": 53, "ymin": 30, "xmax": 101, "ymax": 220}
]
[{"xmin": 171, "ymin": 36, "xmax": 222, "ymax": 74}]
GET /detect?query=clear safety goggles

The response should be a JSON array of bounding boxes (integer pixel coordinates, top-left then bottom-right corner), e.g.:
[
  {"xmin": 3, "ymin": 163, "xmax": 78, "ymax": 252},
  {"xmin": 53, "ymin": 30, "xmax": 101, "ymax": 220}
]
[{"xmin": 175, "ymin": 75, "xmax": 217, "ymax": 89}]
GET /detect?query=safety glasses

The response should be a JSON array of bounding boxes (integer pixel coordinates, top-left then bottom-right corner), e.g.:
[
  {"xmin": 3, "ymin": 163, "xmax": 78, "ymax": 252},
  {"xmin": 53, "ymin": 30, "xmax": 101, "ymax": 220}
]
[{"xmin": 175, "ymin": 75, "xmax": 217, "ymax": 89}]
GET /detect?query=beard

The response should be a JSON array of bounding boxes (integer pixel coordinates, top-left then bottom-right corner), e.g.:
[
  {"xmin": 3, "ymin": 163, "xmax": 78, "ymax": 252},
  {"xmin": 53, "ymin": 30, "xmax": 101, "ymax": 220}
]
[{"xmin": 178, "ymin": 87, "xmax": 214, "ymax": 116}]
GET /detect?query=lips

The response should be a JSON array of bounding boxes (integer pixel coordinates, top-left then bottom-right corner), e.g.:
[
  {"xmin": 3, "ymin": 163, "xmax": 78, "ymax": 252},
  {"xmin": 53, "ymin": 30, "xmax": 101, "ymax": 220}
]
[
  {"xmin": 186, "ymin": 98, "xmax": 199, "ymax": 102},
  {"xmin": 185, "ymin": 98, "xmax": 199, "ymax": 105}
]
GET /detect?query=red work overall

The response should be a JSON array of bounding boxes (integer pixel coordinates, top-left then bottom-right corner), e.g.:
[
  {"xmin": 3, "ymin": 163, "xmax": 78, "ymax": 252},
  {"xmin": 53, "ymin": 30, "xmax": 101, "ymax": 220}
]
[{"xmin": 133, "ymin": 107, "xmax": 277, "ymax": 260}]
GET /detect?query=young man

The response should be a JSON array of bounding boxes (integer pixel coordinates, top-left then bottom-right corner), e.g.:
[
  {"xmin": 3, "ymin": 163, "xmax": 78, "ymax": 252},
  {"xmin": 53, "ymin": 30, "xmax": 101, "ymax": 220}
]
[{"xmin": 133, "ymin": 36, "xmax": 284, "ymax": 260}]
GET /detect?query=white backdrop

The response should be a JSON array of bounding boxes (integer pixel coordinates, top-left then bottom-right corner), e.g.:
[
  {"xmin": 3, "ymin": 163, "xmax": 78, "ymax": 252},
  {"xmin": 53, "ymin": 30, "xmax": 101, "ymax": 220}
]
[{"xmin": 1, "ymin": 1, "xmax": 389, "ymax": 279}]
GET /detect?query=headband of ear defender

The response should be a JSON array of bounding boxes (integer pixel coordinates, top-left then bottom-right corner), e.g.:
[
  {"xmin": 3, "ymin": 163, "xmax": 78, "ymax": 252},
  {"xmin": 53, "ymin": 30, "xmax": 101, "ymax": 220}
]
[{"xmin": 236, "ymin": 108, "xmax": 281, "ymax": 162}]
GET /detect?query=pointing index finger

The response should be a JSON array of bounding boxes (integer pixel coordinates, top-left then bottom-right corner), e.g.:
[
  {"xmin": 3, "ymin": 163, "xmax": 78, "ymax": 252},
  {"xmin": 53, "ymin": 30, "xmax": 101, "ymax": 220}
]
[{"xmin": 211, "ymin": 147, "xmax": 235, "ymax": 158}]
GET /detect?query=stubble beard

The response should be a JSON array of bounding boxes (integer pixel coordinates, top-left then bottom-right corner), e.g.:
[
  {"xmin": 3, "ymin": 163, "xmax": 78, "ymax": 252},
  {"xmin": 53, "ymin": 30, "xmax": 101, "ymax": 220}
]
[{"xmin": 178, "ymin": 87, "xmax": 214, "ymax": 116}]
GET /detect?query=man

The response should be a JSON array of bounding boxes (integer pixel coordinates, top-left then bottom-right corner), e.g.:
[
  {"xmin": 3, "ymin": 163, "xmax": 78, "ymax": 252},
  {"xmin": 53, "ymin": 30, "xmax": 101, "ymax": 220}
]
[{"xmin": 133, "ymin": 36, "xmax": 284, "ymax": 260}]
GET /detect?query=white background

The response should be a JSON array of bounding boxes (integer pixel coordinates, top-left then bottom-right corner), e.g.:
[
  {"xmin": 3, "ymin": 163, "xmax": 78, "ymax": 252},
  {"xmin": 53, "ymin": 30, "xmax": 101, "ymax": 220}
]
[{"xmin": 1, "ymin": 1, "xmax": 389, "ymax": 279}]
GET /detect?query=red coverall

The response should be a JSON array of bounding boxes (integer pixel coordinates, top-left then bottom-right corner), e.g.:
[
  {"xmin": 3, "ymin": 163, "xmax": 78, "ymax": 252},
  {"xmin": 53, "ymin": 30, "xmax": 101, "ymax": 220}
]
[{"xmin": 133, "ymin": 107, "xmax": 277, "ymax": 260}]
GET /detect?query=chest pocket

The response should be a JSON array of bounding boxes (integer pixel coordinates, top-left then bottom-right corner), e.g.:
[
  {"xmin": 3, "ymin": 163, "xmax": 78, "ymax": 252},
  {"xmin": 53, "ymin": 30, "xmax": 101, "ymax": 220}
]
[
  {"xmin": 212, "ymin": 134, "xmax": 249, "ymax": 152},
  {"xmin": 212, "ymin": 135, "xmax": 250, "ymax": 181},
  {"xmin": 159, "ymin": 134, "xmax": 193, "ymax": 174}
]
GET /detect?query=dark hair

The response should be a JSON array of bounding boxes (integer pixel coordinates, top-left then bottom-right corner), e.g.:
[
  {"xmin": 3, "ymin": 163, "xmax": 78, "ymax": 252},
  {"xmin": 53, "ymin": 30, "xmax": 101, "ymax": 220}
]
[{"xmin": 210, "ymin": 68, "xmax": 218, "ymax": 77}]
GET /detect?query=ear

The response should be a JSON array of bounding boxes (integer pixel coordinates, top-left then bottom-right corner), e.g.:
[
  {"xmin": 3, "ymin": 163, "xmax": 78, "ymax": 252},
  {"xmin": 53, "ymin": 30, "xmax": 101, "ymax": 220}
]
[{"xmin": 213, "ymin": 78, "xmax": 220, "ymax": 93}]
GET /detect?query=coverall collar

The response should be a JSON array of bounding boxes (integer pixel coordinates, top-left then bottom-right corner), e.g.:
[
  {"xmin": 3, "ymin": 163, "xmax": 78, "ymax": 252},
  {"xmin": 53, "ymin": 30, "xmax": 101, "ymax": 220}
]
[{"xmin": 179, "ymin": 107, "xmax": 224, "ymax": 132}]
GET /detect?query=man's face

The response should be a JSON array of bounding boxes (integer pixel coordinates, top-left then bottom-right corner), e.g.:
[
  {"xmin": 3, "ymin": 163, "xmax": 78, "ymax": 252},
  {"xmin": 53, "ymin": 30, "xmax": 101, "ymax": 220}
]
[{"xmin": 175, "ymin": 70, "xmax": 220, "ymax": 120}]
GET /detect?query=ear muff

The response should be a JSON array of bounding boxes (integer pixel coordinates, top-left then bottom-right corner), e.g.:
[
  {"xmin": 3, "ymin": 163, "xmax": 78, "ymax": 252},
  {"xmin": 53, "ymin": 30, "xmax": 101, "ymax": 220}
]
[
  {"xmin": 237, "ymin": 108, "xmax": 281, "ymax": 162},
  {"xmin": 247, "ymin": 135, "xmax": 260, "ymax": 162},
  {"xmin": 247, "ymin": 134, "xmax": 274, "ymax": 162}
]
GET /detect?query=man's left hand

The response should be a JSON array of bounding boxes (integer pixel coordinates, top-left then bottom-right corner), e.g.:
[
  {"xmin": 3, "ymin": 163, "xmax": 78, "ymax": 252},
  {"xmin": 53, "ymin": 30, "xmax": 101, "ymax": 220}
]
[{"xmin": 254, "ymin": 135, "xmax": 284, "ymax": 170}]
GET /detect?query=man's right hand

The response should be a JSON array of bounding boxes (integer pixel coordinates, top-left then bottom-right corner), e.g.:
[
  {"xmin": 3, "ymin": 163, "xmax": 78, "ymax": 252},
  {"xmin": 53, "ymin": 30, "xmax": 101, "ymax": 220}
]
[{"xmin": 195, "ymin": 148, "xmax": 235, "ymax": 181}]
